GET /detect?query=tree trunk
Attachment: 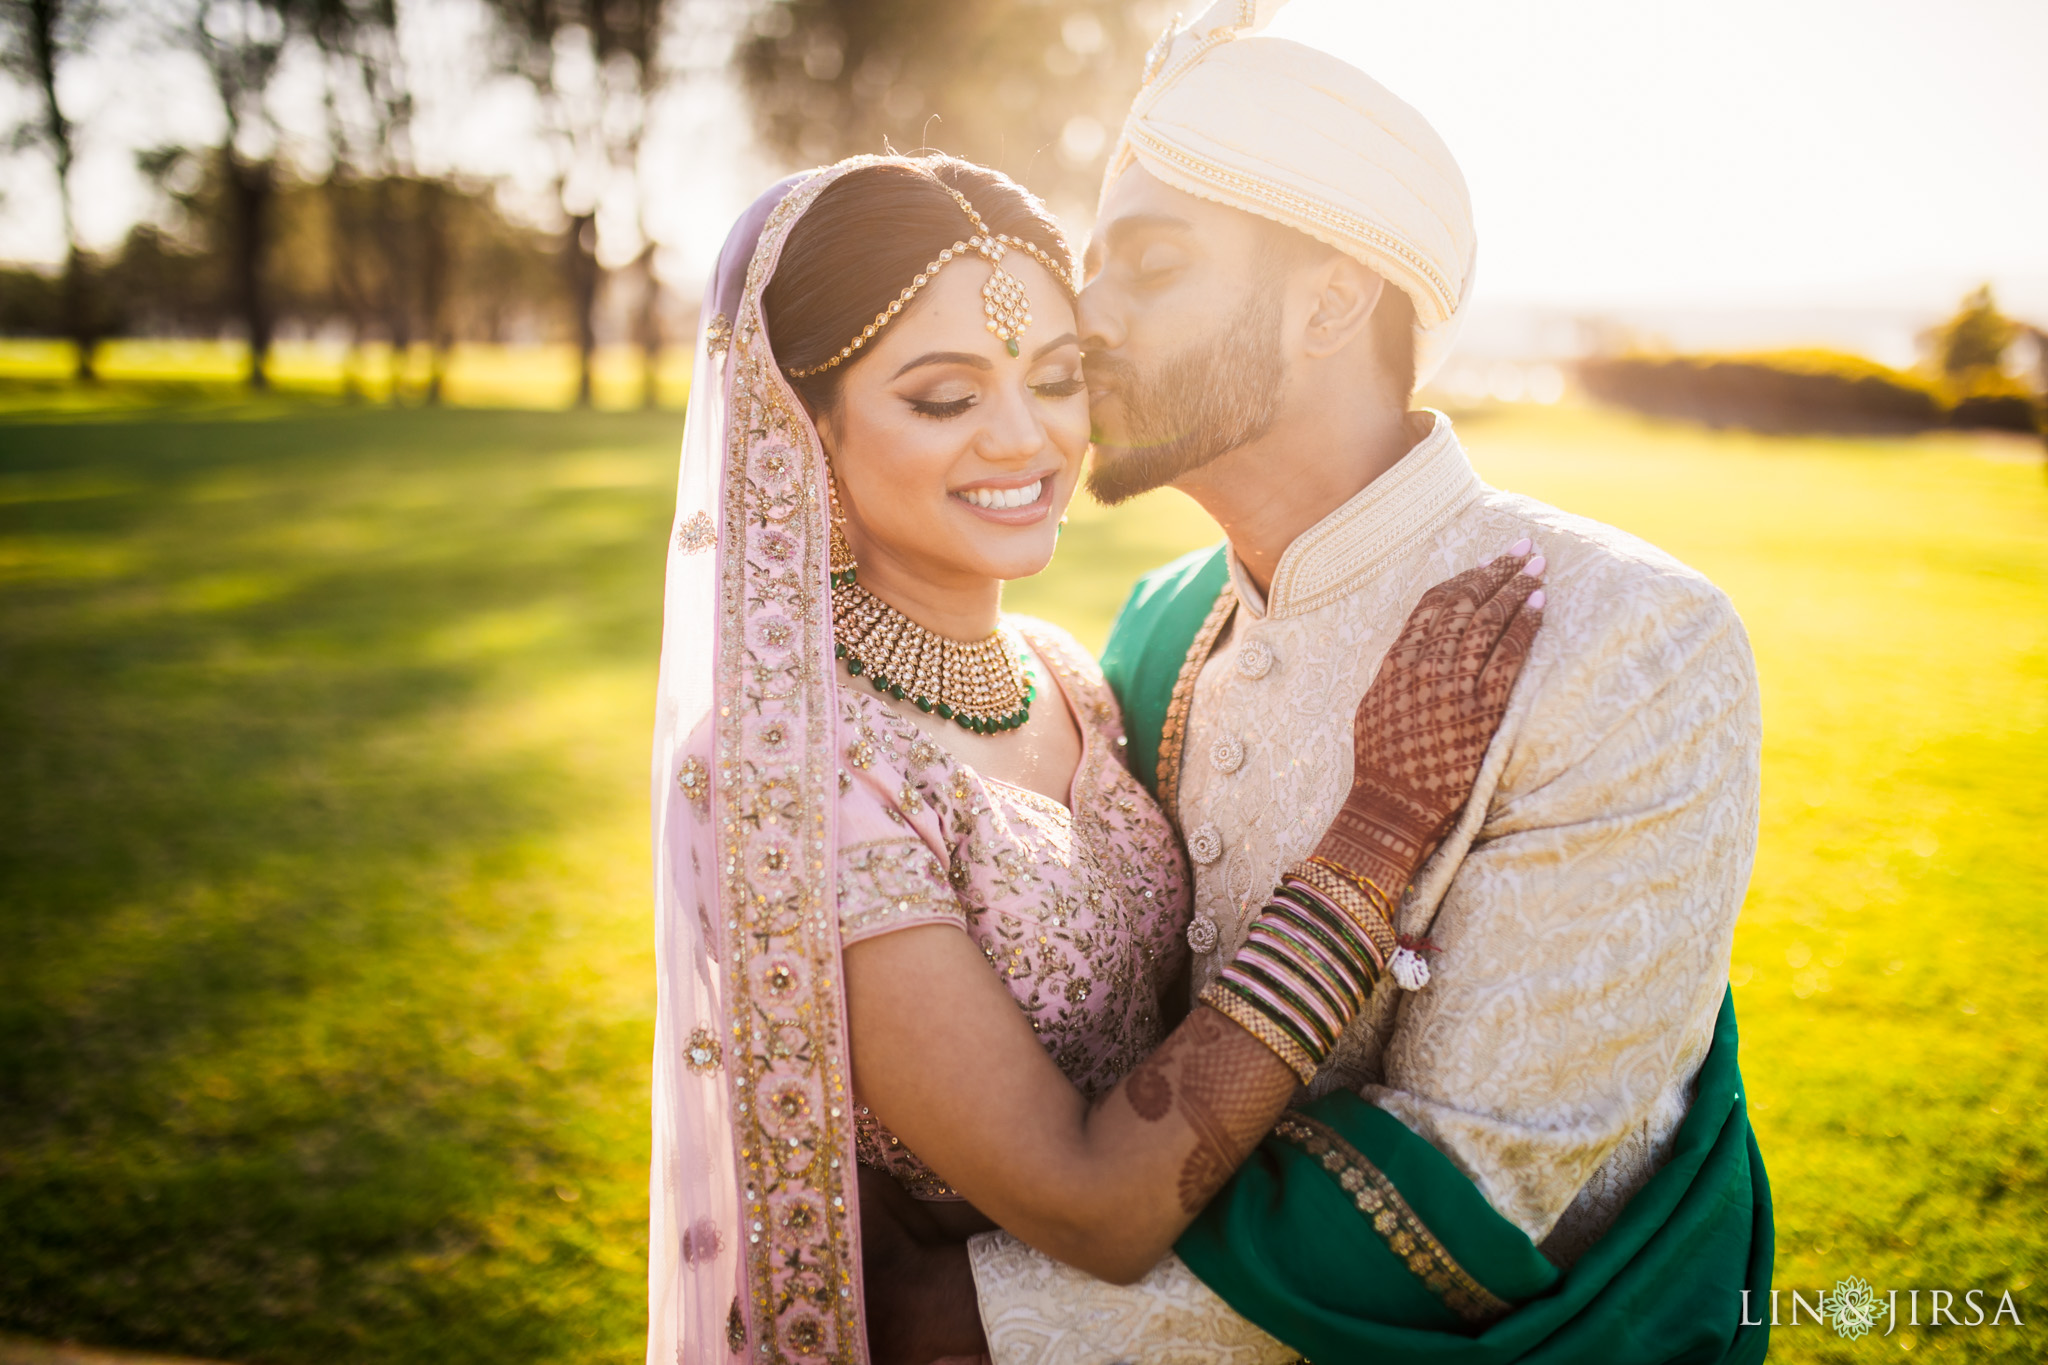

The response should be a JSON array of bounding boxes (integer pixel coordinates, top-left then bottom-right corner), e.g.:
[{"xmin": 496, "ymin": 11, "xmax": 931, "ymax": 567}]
[
  {"xmin": 374, "ymin": 178, "xmax": 413, "ymax": 403},
  {"xmin": 565, "ymin": 212, "xmax": 600, "ymax": 409},
  {"xmin": 421, "ymin": 182, "xmax": 453, "ymax": 407},
  {"xmin": 225, "ymin": 148, "xmax": 274, "ymax": 391},
  {"xmin": 636, "ymin": 242, "xmax": 662, "ymax": 409},
  {"xmin": 28, "ymin": 0, "xmax": 96, "ymax": 380},
  {"xmin": 61, "ymin": 246, "xmax": 96, "ymax": 382}
]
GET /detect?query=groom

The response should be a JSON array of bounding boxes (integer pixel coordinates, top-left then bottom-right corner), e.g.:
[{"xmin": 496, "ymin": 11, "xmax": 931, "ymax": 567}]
[{"xmin": 869, "ymin": 4, "xmax": 1772, "ymax": 1361}]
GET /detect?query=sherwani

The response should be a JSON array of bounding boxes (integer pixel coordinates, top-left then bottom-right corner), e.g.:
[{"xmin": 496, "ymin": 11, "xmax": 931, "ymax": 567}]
[{"xmin": 966, "ymin": 413, "xmax": 1763, "ymax": 1362}]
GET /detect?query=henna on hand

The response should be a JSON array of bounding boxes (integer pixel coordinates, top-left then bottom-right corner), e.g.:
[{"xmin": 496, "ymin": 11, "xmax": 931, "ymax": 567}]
[
  {"xmin": 1314, "ymin": 544, "xmax": 1546, "ymax": 894},
  {"xmin": 1124, "ymin": 1008, "xmax": 1293, "ymax": 1214}
]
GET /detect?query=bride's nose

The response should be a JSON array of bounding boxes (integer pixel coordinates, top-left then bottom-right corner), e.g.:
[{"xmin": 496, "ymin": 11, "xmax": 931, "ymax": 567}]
[{"xmin": 975, "ymin": 379, "xmax": 1049, "ymax": 465}]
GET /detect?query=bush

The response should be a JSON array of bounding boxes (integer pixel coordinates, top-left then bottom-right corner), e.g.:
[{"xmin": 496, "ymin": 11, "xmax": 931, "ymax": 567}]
[
  {"xmin": 1577, "ymin": 350, "xmax": 1947, "ymax": 434},
  {"xmin": 1949, "ymin": 391, "xmax": 2040, "ymax": 435},
  {"xmin": 1578, "ymin": 349, "xmax": 2041, "ymax": 437}
]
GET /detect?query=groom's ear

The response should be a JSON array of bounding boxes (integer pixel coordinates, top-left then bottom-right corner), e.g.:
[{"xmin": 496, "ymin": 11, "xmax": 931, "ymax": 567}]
[{"xmin": 1296, "ymin": 255, "xmax": 1388, "ymax": 361}]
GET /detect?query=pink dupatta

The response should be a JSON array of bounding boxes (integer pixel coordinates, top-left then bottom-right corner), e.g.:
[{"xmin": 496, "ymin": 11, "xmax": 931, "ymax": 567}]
[{"xmin": 649, "ymin": 161, "xmax": 903, "ymax": 1365}]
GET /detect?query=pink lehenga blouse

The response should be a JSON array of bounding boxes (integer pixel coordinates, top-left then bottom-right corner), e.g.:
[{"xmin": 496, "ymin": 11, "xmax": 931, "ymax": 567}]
[{"xmin": 830, "ymin": 618, "xmax": 1193, "ymax": 1199}]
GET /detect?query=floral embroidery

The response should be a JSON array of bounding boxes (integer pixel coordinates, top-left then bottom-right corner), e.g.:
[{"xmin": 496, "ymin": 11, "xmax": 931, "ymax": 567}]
[
  {"xmin": 837, "ymin": 839, "xmax": 961, "ymax": 940},
  {"xmin": 708, "ymin": 165, "xmax": 867, "ymax": 1360},
  {"xmin": 675, "ymin": 510, "xmax": 716, "ymax": 554},
  {"xmin": 834, "ymin": 621, "xmax": 1192, "ymax": 1199},
  {"xmin": 684, "ymin": 1027, "xmax": 722, "ymax": 1074},
  {"xmin": 677, "ymin": 755, "xmax": 710, "ymax": 817},
  {"xmin": 1272, "ymin": 1113, "xmax": 1511, "ymax": 1324}
]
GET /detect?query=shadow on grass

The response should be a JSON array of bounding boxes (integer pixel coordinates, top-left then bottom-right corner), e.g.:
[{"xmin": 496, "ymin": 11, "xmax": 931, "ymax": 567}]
[{"xmin": 1, "ymin": 408, "xmax": 681, "ymax": 1364}]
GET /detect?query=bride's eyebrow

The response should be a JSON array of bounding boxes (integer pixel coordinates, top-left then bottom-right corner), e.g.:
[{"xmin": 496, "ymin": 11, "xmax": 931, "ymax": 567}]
[
  {"xmin": 890, "ymin": 333, "xmax": 1076, "ymax": 377},
  {"xmin": 892, "ymin": 351, "xmax": 992, "ymax": 379},
  {"xmin": 1031, "ymin": 332, "xmax": 1079, "ymax": 361}
]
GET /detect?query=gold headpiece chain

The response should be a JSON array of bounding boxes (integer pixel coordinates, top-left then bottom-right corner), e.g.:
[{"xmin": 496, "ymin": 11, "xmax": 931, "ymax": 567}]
[{"xmin": 786, "ymin": 184, "xmax": 1076, "ymax": 379}]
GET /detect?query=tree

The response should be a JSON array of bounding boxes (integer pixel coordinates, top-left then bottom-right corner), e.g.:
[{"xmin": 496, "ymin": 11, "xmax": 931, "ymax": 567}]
[
  {"xmin": 304, "ymin": 0, "xmax": 454, "ymax": 402},
  {"xmin": 178, "ymin": 0, "xmax": 303, "ymax": 389},
  {"xmin": 483, "ymin": 0, "xmax": 674, "ymax": 407},
  {"xmin": 733, "ymin": 0, "xmax": 1172, "ymax": 215},
  {"xmin": 1927, "ymin": 284, "xmax": 2019, "ymax": 388},
  {"xmin": 1, "ymin": 0, "xmax": 105, "ymax": 379}
]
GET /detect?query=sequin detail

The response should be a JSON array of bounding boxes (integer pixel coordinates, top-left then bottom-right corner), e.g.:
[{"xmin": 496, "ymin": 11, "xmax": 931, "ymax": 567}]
[{"xmin": 837, "ymin": 620, "xmax": 1191, "ymax": 1199}]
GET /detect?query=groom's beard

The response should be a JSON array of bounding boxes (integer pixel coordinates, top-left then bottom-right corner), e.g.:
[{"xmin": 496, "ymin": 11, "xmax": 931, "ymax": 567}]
[{"xmin": 1084, "ymin": 288, "xmax": 1286, "ymax": 506}]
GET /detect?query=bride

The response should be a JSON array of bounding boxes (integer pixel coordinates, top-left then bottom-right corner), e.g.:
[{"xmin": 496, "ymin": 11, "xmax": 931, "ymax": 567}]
[{"xmin": 648, "ymin": 154, "xmax": 1544, "ymax": 1364}]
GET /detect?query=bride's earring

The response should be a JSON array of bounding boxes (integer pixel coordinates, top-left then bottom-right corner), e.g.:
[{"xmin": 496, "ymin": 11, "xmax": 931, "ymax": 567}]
[{"xmin": 826, "ymin": 464, "xmax": 858, "ymax": 588}]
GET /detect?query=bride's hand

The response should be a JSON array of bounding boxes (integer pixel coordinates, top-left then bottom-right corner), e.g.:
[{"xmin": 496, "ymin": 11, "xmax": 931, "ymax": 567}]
[{"xmin": 1311, "ymin": 541, "xmax": 1547, "ymax": 898}]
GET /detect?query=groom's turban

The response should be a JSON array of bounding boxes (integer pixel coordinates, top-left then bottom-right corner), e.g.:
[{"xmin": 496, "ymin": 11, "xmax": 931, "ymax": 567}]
[{"xmin": 1102, "ymin": 0, "xmax": 1476, "ymax": 387}]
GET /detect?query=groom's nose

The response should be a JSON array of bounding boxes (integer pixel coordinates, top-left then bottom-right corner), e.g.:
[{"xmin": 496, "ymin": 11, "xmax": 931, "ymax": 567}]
[{"xmin": 1075, "ymin": 279, "xmax": 1125, "ymax": 357}]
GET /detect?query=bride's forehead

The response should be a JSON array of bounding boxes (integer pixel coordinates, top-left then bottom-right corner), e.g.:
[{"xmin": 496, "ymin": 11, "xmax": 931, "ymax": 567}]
[{"xmin": 862, "ymin": 259, "xmax": 1074, "ymax": 354}]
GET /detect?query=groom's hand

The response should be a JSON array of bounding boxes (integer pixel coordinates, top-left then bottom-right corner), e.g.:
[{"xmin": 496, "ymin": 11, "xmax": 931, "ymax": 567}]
[
  {"xmin": 858, "ymin": 1166, "xmax": 987, "ymax": 1364},
  {"xmin": 1312, "ymin": 542, "xmax": 1546, "ymax": 896}
]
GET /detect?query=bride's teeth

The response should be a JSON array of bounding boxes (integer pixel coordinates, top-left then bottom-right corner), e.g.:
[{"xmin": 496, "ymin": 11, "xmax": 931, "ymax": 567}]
[{"xmin": 962, "ymin": 479, "xmax": 1041, "ymax": 510}]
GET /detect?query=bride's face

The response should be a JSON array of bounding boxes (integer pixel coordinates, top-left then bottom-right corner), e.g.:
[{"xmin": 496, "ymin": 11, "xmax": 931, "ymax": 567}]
[{"xmin": 814, "ymin": 256, "xmax": 1088, "ymax": 591}]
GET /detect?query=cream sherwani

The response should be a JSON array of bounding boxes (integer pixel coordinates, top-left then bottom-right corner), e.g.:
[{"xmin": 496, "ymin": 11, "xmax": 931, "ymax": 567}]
[{"xmin": 967, "ymin": 413, "xmax": 1763, "ymax": 1363}]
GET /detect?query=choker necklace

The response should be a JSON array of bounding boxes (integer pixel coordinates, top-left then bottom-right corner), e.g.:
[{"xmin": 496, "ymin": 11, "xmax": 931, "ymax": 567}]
[{"xmin": 831, "ymin": 576, "xmax": 1033, "ymax": 734}]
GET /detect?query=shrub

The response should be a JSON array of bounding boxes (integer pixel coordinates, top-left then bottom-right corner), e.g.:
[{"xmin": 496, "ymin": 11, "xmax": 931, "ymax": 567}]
[{"xmin": 1577, "ymin": 349, "xmax": 2040, "ymax": 437}]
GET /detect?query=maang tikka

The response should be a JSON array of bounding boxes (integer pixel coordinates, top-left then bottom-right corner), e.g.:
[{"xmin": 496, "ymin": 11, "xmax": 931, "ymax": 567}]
[{"xmin": 786, "ymin": 183, "xmax": 1075, "ymax": 379}]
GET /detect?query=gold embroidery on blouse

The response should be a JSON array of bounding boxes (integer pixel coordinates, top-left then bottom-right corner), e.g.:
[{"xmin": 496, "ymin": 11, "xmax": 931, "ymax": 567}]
[
  {"xmin": 841, "ymin": 622, "xmax": 1191, "ymax": 1199},
  {"xmin": 837, "ymin": 837, "xmax": 962, "ymax": 939},
  {"xmin": 1271, "ymin": 1113, "xmax": 1512, "ymax": 1324}
]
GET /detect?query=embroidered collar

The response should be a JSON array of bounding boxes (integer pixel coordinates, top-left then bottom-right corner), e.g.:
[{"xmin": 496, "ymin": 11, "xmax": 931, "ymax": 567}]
[{"xmin": 1229, "ymin": 410, "xmax": 1483, "ymax": 620}]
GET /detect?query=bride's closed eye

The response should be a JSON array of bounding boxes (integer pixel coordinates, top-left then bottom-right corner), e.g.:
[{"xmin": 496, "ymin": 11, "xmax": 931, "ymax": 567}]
[
  {"xmin": 1033, "ymin": 375, "xmax": 1085, "ymax": 400},
  {"xmin": 908, "ymin": 394, "xmax": 976, "ymax": 419}
]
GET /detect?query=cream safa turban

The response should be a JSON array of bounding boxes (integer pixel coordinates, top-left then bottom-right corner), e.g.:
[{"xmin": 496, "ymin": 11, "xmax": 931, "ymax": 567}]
[{"xmin": 1102, "ymin": 0, "xmax": 1476, "ymax": 387}]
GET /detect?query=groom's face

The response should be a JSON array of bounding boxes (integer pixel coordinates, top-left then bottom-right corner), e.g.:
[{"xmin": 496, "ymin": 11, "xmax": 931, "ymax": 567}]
[{"xmin": 1078, "ymin": 167, "xmax": 1289, "ymax": 504}]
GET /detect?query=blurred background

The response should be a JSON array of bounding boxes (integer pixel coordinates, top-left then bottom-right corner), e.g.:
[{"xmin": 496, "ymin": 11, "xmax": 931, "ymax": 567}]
[{"xmin": 0, "ymin": 2, "xmax": 2043, "ymax": 1364}]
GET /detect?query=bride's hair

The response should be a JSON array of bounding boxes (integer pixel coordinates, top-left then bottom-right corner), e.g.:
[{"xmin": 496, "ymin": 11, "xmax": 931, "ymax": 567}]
[{"xmin": 765, "ymin": 156, "xmax": 1070, "ymax": 412}]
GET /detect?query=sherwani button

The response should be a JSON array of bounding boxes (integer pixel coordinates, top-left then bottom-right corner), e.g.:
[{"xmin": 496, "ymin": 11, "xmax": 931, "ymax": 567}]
[
  {"xmin": 1237, "ymin": 639, "xmax": 1274, "ymax": 679},
  {"xmin": 1210, "ymin": 736, "xmax": 1245, "ymax": 774},
  {"xmin": 1188, "ymin": 823, "xmax": 1224, "ymax": 865}
]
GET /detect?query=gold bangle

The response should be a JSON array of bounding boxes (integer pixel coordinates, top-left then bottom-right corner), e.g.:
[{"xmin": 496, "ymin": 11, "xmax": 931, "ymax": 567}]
[
  {"xmin": 1198, "ymin": 981, "xmax": 1320, "ymax": 1085},
  {"xmin": 1291, "ymin": 858, "xmax": 1401, "ymax": 965}
]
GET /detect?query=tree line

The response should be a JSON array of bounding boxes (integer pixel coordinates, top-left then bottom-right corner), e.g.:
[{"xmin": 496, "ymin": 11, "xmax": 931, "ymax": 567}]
[{"xmin": 0, "ymin": 0, "xmax": 1168, "ymax": 403}]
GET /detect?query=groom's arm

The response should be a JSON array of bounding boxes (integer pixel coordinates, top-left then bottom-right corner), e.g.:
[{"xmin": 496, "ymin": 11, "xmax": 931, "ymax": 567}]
[
  {"xmin": 1355, "ymin": 564, "xmax": 1760, "ymax": 1248},
  {"xmin": 963, "ymin": 565, "xmax": 1761, "ymax": 1362}
]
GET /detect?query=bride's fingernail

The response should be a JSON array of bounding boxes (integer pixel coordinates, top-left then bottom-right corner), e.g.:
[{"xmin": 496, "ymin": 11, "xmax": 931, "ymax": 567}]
[
  {"xmin": 1528, "ymin": 589, "xmax": 1546, "ymax": 609},
  {"xmin": 1526, "ymin": 555, "xmax": 1547, "ymax": 576},
  {"xmin": 1510, "ymin": 537, "xmax": 1532, "ymax": 557}
]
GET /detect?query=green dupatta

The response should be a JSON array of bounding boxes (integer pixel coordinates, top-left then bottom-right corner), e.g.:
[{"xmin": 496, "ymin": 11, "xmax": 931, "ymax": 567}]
[{"xmin": 1100, "ymin": 549, "xmax": 1773, "ymax": 1364}]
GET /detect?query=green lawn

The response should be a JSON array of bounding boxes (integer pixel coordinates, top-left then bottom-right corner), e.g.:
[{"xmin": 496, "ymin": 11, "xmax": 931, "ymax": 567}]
[{"xmin": 0, "ymin": 397, "xmax": 2042, "ymax": 1363}]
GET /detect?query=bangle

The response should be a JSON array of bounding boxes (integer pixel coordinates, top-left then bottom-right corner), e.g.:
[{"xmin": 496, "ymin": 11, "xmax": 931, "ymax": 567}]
[
  {"xmin": 1289, "ymin": 857, "xmax": 1402, "ymax": 964},
  {"xmin": 1199, "ymin": 980, "xmax": 1320, "ymax": 1084},
  {"xmin": 1204, "ymin": 864, "xmax": 1400, "ymax": 1081}
]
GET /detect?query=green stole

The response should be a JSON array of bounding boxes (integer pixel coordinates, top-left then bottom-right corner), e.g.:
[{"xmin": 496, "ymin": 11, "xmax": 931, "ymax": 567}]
[{"xmin": 1100, "ymin": 549, "xmax": 1774, "ymax": 1364}]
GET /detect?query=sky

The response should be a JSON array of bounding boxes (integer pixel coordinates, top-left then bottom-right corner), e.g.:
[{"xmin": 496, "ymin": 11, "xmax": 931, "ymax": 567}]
[
  {"xmin": 4, "ymin": 0, "xmax": 2045, "ymax": 329},
  {"xmin": 1268, "ymin": 0, "xmax": 2048, "ymax": 315}
]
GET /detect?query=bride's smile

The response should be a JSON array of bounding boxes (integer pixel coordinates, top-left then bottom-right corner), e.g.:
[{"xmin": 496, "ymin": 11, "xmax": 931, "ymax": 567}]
[{"xmin": 807, "ymin": 254, "xmax": 1090, "ymax": 612}]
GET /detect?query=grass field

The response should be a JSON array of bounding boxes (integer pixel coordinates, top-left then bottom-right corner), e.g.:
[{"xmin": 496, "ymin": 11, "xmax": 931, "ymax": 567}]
[
  {"xmin": 0, "ymin": 341, "xmax": 691, "ymax": 413},
  {"xmin": 1, "ymin": 390, "xmax": 2043, "ymax": 1363}
]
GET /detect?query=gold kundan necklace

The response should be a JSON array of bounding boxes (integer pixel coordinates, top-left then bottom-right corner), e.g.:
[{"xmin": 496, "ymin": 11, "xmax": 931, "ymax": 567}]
[
  {"xmin": 831, "ymin": 577, "xmax": 1033, "ymax": 734},
  {"xmin": 825, "ymin": 479, "xmax": 1033, "ymax": 734}
]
